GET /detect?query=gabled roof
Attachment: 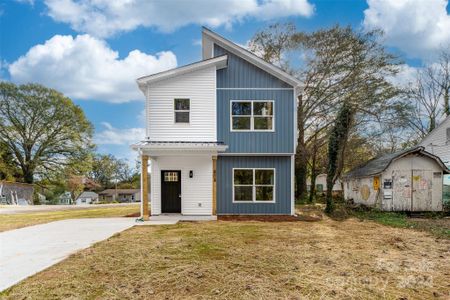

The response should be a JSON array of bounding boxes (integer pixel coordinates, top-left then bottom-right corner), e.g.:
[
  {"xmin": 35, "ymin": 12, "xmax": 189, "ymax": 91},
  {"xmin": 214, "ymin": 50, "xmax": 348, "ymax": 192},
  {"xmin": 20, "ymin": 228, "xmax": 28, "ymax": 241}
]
[
  {"xmin": 419, "ymin": 114, "xmax": 450, "ymax": 146},
  {"xmin": 344, "ymin": 146, "xmax": 450, "ymax": 179},
  {"xmin": 202, "ymin": 27, "xmax": 302, "ymax": 88},
  {"xmin": 136, "ymin": 55, "xmax": 227, "ymax": 92},
  {"xmin": 77, "ymin": 191, "xmax": 98, "ymax": 199}
]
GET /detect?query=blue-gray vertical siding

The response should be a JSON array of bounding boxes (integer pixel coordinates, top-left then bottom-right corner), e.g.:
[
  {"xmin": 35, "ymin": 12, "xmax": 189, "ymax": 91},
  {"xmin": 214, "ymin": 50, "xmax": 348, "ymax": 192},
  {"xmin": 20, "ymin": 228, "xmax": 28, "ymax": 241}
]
[
  {"xmin": 215, "ymin": 45, "xmax": 292, "ymax": 88},
  {"xmin": 217, "ymin": 156, "xmax": 291, "ymax": 215},
  {"xmin": 217, "ymin": 89, "xmax": 294, "ymax": 153},
  {"xmin": 214, "ymin": 44, "xmax": 295, "ymax": 154}
]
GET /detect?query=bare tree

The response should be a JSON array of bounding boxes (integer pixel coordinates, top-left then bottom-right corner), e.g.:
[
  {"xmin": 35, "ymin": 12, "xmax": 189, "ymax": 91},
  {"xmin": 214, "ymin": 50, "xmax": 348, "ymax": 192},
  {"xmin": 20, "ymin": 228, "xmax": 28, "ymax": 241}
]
[{"xmin": 407, "ymin": 49, "xmax": 450, "ymax": 137}]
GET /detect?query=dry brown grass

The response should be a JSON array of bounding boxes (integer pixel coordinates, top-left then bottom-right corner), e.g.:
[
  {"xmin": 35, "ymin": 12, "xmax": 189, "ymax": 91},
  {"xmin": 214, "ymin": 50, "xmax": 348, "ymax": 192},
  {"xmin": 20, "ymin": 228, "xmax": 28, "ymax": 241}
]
[
  {"xmin": 0, "ymin": 204, "xmax": 140, "ymax": 232},
  {"xmin": 2, "ymin": 218, "xmax": 449, "ymax": 299}
]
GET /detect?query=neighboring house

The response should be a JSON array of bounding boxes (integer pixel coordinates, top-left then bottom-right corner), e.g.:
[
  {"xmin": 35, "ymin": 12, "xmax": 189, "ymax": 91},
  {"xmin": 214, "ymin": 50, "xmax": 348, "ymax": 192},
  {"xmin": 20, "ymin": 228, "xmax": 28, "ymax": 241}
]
[
  {"xmin": 307, "ymin": 174, "xmax": 343, "ymax": 195},
  {"xmin": 343, "ymin": 147, "xmax": 449, "ymax": 211},
  {"xmin": 132, "ymin": 28, "xmax": 300, "ymax": 218},
  {"xmin": 0, "ymin": 181, "xmax": 34, "ymax": 205},
  {"xmin": 75, "ymin": 191, "xmax": 99, "ymax": 205},
  {"xmin": 98, "ymin": 189, "xmax": 141, "ymax": 203},
  {"xmin": 419, "ymin": 115, "xmax": 450, "ymax": 168},
  {"xmin": 58, "ymin": 192, "xmax": 72, "ymax": 205},
  {"xmin": 418, "ymin": 116, "xmax": 450, "ymax": 203}
]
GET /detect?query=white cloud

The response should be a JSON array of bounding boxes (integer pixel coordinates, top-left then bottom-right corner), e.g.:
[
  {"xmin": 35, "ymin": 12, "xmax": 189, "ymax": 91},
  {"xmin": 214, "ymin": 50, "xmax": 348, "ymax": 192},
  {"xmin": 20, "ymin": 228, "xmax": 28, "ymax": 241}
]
[
  {"xmin": 363, "ymin": 0, "xmax": 450, "ymax": 59},
  {"xmin": 43, "ymin": 0, "xmax": 314, "ymax": 38},
  {"xmin": 8, "ymin": 34, "xmax": 177, "ymax": 103},
  {"xmin": 95, "ymin": 122, "xmax": 145, "ymax": 145},
  {"xmin": 389, "ymin": 64, "xmax": 418, "ymax": 87}
]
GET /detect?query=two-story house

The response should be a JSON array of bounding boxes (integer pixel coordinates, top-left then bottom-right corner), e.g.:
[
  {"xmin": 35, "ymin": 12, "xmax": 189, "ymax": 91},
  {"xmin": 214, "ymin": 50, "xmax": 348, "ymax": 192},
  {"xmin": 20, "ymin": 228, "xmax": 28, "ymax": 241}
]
[
  {"xmin": 419, "ymin": 115, "xmax": 450, "ymax": 168},
  {"xmin": 132, "ymin": 28, "xmax": 301, "ymax": 220}
]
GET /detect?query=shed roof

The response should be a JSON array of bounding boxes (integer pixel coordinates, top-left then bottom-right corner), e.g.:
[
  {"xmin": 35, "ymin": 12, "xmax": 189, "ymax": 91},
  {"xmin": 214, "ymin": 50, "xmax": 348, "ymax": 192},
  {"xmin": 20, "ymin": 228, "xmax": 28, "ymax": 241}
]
[{"xmin": 344, "ymin": 146, "xmax": 450, "ymax": 179}]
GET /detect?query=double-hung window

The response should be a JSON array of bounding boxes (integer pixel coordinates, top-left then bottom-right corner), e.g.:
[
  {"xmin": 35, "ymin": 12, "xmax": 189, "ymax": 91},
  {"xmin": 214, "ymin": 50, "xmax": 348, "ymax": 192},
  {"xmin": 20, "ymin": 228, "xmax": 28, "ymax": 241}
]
[
  {"xmin": 174, "ymin": 98, "xmax": 190, "ymax": 123},
  {"xmin": 231, "ymin": 100, "xmax": 274, "ymax": 131},
  {"xmin": 233, "ymin": 168, "xmax": 275, "ymax": 202}
]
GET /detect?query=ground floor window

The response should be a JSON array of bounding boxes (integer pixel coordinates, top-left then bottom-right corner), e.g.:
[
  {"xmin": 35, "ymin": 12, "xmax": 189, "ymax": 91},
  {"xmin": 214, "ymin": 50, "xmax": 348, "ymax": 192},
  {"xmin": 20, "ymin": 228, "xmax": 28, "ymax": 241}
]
[{"xmin": 233, "ymin": 168, "xmax": 275, "ymax": 202}]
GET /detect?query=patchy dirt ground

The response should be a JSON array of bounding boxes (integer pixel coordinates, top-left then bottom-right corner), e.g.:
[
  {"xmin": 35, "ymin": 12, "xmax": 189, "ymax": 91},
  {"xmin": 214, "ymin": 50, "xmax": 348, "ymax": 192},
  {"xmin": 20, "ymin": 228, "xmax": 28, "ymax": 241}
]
[{"xmin": 2, "ymin": 218, "xmax": 449, "ymax": 299}]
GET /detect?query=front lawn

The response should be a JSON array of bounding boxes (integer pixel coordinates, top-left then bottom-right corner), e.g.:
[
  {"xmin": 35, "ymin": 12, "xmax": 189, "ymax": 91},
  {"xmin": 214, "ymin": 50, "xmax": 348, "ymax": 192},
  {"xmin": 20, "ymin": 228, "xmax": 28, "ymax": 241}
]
[
  {"xmin": 2, "ymin": 219, "xmax": 449, "ymax": 299},
  {"xmin": 0, "ymin": 204, "xmax": 140, "ymax": 232}
]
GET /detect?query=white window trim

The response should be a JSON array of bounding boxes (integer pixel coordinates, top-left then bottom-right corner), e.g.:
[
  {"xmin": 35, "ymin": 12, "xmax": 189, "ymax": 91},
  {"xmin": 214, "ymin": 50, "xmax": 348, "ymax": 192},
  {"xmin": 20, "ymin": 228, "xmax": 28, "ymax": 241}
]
[
  {"xmin": 230, "ymin": 100, "xmax": 275, "ymax": 132},
  {"xmin": 232, "ymin": 167, "xmax": 276, "ymax": 203},
  {"xmin": 174, "ymin": 98, "xmax": 190, "ymax": 124}
]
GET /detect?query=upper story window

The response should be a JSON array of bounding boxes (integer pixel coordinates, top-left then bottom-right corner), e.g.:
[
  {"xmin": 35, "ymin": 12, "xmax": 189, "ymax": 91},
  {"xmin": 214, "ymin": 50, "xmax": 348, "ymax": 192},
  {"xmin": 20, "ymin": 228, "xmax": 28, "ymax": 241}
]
[
  {"xmin": 174, "ymin": 98, "xmax": 190, "ymax": 123},
  {"xmin": 231, "ymin": 100, "xmax": 274, "ymax": 131}
]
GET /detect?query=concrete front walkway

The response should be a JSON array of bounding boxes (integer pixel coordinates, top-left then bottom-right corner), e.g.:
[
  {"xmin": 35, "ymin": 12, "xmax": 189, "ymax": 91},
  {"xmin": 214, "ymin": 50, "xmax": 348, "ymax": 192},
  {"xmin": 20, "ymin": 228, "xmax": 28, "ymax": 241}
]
[{"xmin": 0, "ymin": 218, "xmax": 135, "ymax": 291}]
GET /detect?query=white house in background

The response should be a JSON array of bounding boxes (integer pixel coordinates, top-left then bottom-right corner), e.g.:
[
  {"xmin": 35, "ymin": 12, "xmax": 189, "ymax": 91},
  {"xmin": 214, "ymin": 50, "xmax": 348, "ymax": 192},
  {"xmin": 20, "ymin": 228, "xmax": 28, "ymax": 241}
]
[
  {"xmin": 75, "ymin": 191, "xmax": 99, "ymax": 205},
  {"xmin": 307, "ymin": 174, "xmax": 342, "ymax": 194},
  {"xmin": 419, "ymin": 115, "xmax": 450, "ymax": 168}
]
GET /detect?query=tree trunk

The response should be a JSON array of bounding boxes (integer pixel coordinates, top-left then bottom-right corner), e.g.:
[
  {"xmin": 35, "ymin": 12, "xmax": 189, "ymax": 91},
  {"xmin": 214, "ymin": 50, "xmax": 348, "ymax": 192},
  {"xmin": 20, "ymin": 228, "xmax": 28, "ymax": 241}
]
[
  {"xmin": 295, "ymin": 94, "xmax": 308, "ymax": 201},
  {"xmin": 23, "ymin": 168, "xmax": 34, "ymax": 184},
  {"xmin": 429, "ymin": 115, "xmax": 436, "ymax": 133},
  {"xmin": 444, "ymin": 88, "xmax": 449, "ymax": 117},
  {"xmin": 326, "ymin": 101, "xmax": 353, "ymax": 214},
  {"xmin": 308, "ymin": 134, "xmax": 318, "ymax": 203}
]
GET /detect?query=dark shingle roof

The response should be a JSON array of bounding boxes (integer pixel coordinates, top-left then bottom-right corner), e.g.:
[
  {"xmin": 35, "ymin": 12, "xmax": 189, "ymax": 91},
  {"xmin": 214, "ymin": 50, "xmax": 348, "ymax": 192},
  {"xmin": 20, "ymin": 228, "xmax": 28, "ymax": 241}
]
[{"xmin": 344, "ymin": 146, "xmax": 449, "ymax": 179}]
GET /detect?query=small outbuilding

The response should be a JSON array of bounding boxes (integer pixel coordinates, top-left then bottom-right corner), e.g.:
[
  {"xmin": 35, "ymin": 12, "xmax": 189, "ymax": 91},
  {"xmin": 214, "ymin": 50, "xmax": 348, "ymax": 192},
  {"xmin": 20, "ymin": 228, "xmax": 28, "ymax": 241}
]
[
  {"xmin": 307, "ymin": 174, "xmax": 343, "ymax": 195},
  {"xmin": 0, "ymin": 181, "xmax": 34, "ymax": 205},
  {"xmin": 343, "ymin": 147, "xmax": 449, "ymax": 211},
  {"xmin": 76, "ymin": 191, "xmax": 99, "ymax": 205}
]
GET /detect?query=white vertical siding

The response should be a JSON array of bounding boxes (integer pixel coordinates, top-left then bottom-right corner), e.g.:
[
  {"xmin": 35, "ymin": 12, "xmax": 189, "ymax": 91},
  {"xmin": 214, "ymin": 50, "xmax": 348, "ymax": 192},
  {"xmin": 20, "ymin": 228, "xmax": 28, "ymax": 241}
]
[
  {"xmin": 419, "ymin": 116, "xmax": 450, "ymax": 167},
  {"xmin": 146, "ymin": 66, "xmax": 217, "ymax": 142},
  {"xmin": 151, "ymin": 156, "xmax": 213, "ymax": 215}
]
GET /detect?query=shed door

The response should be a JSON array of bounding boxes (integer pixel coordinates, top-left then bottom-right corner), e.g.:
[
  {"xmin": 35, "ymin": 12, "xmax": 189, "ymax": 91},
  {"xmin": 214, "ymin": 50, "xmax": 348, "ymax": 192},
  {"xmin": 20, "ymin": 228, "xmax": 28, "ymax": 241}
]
[
  {"xmin": 412, "ymin": 170, "xmax": 433, "ymax": 211},
  {"xmin": 392, "ymin": 170, "xmax": 412, "ymax": 211}
]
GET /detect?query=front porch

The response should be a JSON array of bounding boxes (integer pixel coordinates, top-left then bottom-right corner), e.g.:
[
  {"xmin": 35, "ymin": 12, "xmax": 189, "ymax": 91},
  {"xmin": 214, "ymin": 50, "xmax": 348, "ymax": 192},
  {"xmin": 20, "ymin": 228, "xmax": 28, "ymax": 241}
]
[{"xmin": 132, "ymin": 141, "xmax": 227, "ymax": 220}]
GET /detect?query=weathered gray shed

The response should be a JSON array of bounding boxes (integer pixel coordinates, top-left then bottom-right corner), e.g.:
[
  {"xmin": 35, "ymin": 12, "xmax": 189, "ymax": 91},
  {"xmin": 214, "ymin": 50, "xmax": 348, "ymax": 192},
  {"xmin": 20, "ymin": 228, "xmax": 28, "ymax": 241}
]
[
  {"xmin": 0, "ymin": 181, "xmax": 34, "ymax": 205},
  {"xmin": 343, "ymin": 147, "xmax": 449, "ymax": 211}
]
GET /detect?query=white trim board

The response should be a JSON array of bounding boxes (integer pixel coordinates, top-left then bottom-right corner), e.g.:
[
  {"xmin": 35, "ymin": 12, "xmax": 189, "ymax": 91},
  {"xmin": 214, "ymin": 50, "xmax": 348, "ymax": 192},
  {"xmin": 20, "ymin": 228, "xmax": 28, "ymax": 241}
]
[{"xmin": 202, "ymin": 27, "xmax": 301, "ymax": 88}]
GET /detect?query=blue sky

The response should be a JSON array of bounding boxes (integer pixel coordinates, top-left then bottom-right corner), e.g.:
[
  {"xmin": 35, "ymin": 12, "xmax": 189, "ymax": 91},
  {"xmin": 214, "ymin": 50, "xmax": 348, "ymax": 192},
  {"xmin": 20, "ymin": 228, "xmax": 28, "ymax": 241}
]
[{"xmin": 1, "ymin": 0, "xmax": 449, "ymax": 165}]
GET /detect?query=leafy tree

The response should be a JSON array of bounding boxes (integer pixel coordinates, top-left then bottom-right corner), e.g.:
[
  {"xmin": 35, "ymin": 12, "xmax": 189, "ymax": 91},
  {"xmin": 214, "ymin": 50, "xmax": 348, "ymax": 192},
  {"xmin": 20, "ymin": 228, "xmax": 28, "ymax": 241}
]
[
  {"xmin": 250, "ymin": 24, "xmax": 402, "ymax": 203},
  {"xmin": 0, "ymin": 83, "xmax": 93, "ymax": 183},
  {"xmin": 89, "ymin": 154, "xmax": 137, "ymax": 190}
]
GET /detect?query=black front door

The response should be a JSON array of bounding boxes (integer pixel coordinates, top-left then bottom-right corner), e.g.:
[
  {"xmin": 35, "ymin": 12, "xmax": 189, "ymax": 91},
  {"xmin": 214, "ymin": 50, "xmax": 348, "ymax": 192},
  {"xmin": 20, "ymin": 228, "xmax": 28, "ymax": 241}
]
[{"xmin": 161, "ymin": 170, "xmax": 181, "ymax": 213}]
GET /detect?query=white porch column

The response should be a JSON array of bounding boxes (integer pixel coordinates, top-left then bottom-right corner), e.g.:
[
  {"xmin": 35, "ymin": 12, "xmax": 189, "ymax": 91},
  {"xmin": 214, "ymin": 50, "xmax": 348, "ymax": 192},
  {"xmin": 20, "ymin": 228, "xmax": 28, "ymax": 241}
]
[{"xmin": 141, "ymin": 154, "xmax": 149, "ymax": 220}]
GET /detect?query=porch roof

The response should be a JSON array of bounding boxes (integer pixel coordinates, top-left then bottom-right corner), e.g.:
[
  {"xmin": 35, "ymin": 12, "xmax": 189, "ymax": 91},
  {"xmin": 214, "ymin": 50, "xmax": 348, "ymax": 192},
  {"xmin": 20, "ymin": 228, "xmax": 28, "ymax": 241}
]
[{"xmin": 131, "ymin": 140, "xmax": 228, "ymax": 155}]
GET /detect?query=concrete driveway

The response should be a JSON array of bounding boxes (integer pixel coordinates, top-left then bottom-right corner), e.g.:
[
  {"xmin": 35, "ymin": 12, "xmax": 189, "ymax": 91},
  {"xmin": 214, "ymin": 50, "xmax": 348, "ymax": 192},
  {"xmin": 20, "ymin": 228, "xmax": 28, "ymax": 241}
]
[{"xmin": 0, "ymin": 218, "xmax": 135, "ymax": 291}]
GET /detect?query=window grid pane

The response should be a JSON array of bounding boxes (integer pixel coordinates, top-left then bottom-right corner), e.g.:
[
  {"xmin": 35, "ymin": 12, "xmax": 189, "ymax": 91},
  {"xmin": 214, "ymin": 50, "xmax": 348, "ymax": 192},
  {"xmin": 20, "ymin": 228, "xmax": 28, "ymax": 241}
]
[
  {"xmin": 233, "ymin": 169, "xmax": 274, "ymax": 202},
  {"xmin": 231, "ymin": 101, "xmax": 273, "ymax": 131},
  {"xmin": 175, "ymin": 111, "xmax": 189, "ymax": 123}
]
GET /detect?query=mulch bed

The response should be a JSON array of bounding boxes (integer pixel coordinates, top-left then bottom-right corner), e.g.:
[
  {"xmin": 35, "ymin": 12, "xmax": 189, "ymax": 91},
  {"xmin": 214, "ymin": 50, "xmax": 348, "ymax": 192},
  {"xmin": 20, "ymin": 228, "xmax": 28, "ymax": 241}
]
[
  {"xmin": 124, "ymin": 212, "xmax": 140, "ymax": 217},
  {"xmin": 218, "ymin": 214, "xmax": 321, "ymax": 222}
]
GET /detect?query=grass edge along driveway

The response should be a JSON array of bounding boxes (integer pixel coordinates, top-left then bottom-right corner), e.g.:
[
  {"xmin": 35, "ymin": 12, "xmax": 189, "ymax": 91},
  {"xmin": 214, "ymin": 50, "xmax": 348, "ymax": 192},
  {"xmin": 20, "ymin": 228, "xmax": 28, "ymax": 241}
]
[{"xmin": 0, "ymin": 204, "xmax": 140, "ymax": 232}]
